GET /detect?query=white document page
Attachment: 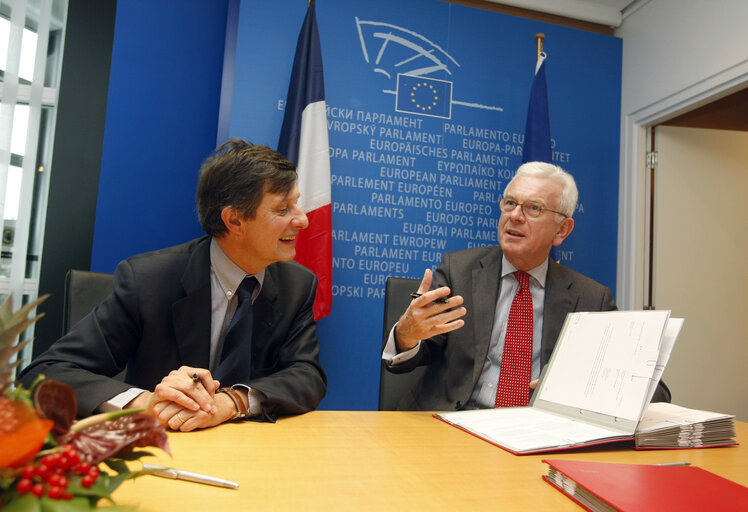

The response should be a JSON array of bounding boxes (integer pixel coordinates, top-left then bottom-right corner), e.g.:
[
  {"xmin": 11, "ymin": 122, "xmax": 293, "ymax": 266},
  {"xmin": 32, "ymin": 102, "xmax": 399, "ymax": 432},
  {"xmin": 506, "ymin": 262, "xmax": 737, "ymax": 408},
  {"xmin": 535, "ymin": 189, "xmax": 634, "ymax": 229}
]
[
  {"xmin": 641, "ymin": 318, "xmax": 683, "ymax": 411},
  {"xmin": 536, "ymin": 310, "xmax": 670, "ymax": 422},
  {"xmin": 438, "ymin": 407, "xmax": 627, "ymax": 453},
  {"xmin": 637, "ymin": 402, "xmax": 735, "ymax": 433}
]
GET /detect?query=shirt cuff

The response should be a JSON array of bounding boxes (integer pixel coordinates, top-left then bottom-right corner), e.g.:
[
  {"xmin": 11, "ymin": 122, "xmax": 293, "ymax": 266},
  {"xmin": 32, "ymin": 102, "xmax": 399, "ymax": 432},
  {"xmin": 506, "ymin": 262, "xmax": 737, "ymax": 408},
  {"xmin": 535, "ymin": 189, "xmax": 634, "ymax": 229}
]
[
  {"xmin": 232, "ymin": 384, "xmax": 264, "ymax": 417},
  {"xmin": 381, "ymin": 323, "xmax": 422, "ymax": 365},
  {"xmin": 98, "ymin": 387, "xmax": 148, "ymax": 413}
]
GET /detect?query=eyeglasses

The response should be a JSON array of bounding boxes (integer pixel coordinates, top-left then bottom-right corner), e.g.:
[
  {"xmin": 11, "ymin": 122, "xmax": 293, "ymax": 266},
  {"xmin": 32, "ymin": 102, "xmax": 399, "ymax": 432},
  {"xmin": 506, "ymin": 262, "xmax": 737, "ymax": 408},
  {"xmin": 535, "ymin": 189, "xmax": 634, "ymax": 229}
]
[{"xmin": 498, "ymin": 198, "xmax": 568, "ymax": 219}]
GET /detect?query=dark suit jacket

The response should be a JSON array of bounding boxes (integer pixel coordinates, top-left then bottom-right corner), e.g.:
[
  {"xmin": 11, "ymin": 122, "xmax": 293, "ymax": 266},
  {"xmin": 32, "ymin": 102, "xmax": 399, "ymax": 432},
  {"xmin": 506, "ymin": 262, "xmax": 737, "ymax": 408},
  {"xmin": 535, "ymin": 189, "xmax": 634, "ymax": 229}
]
[
  {"xmin": 20, "ymin": 236, "xmax": 326, "ymax": 421},
  {"xmin": 386, "ymin": 246, "xmax": 669, "ymax": 410}
]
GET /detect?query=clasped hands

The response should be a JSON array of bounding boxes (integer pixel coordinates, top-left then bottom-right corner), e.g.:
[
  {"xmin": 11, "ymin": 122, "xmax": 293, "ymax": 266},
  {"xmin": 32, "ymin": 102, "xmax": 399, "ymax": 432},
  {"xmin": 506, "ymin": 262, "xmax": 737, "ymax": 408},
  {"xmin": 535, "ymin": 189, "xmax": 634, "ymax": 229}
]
[{"xmin": 126, "ymin": 367, "xmax": 240, "ymax": 432}]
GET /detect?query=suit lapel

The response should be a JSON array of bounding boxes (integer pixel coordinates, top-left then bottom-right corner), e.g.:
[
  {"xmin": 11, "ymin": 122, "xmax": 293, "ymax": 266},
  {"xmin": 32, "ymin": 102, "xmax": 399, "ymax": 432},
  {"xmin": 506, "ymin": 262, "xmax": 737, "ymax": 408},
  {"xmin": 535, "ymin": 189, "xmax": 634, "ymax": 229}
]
[
  {"xmin": 172, "ymin": 238, "xmax": 213, "ymax": 368},
  {"xmin": 470, "ymin": 248, "xmax": 503, "ymax": 384},
  {"xmin": 541, "ymin": 260, "xmax": 579, "ymax": 365}
]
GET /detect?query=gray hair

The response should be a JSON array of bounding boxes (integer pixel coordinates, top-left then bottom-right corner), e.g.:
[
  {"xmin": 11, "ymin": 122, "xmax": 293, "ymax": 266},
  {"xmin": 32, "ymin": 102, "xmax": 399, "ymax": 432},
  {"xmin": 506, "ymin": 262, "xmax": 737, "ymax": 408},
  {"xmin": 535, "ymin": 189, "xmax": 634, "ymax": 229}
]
[{"xmin": 505, "ymin": 161, "xmax": 578, "ymax": 218}]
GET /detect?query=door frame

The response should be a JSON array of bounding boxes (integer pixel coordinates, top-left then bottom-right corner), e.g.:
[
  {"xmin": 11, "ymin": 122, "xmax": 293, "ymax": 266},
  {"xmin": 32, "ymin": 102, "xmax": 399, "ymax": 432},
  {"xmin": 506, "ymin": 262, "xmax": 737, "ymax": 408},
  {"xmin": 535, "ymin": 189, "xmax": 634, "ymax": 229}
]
[{"xmin": 616, "ymin": 65, "xmax": 748, "ymax": 309}]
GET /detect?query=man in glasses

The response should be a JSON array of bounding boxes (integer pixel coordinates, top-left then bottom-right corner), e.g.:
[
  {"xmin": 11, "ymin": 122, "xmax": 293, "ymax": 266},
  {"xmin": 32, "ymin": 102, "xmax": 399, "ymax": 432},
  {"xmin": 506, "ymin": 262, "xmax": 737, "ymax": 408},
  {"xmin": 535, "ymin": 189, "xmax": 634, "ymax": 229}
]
[{"xmin": 382, "ymin": 161, "xmax": 670, "ymax": 410}]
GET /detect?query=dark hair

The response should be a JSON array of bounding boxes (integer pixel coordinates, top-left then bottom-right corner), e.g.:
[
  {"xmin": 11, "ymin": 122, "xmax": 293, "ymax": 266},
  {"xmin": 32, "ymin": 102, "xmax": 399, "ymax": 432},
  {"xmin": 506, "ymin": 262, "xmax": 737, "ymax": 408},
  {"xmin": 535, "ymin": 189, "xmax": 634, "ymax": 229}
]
[{"xmin": 196, "ymin": 138, "xmax": 297, "ymax": 236}]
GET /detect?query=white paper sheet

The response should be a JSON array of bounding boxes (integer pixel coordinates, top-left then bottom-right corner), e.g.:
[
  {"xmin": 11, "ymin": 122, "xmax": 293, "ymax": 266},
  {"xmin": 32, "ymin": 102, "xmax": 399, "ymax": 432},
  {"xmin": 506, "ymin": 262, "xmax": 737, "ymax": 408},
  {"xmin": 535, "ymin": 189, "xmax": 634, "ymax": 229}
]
[{"xmin": 536, "ymin": 310, "xmax": 670, "ymax": 421}]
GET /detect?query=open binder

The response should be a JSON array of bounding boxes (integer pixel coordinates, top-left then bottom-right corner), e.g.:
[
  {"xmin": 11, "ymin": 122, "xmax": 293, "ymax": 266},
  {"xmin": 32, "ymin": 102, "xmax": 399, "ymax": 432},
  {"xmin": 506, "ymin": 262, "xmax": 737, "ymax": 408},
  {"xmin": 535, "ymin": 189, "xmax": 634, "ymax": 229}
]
[{"xmin": 435, "ymin": 310, "xmax": 683, "ymax": 454}]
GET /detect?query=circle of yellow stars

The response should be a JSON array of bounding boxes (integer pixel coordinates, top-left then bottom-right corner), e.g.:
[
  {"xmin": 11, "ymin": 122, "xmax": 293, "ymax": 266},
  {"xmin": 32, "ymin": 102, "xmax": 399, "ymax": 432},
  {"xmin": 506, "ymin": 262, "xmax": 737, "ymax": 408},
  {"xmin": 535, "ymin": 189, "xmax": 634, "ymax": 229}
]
[{"xmin": 410, "ymin": 82, "xmax": 439, "ymax": 111}]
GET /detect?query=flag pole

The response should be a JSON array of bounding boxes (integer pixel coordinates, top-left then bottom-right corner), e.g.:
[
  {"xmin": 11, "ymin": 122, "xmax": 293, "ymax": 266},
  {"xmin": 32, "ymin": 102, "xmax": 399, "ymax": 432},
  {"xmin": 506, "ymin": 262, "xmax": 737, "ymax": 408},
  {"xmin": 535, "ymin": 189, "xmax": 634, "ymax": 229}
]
[{"xmin": 535, "ymin": 33, "xmax": 545, "ymax": 60}]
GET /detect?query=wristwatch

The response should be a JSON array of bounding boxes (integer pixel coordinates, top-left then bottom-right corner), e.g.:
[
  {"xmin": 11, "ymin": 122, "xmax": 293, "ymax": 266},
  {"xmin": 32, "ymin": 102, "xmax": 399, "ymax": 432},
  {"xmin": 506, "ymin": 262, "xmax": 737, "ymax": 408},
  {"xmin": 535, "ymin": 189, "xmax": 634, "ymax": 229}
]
[{"xmin": 216, "ymin": 387, "xmax": 249, "ymax": 419}]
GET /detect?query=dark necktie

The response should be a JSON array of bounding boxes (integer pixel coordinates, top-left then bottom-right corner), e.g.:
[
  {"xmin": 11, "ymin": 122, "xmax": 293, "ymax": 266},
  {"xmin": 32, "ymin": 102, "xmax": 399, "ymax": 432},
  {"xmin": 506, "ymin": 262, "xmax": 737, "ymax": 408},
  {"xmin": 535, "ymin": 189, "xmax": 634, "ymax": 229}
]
[
  {"xmin": 495, "ymin": 271, "xmax": 533, "ymax": 407},
  {"xmin": 215, "ymin": 276, "xmax": 257, "ymax": 385}
]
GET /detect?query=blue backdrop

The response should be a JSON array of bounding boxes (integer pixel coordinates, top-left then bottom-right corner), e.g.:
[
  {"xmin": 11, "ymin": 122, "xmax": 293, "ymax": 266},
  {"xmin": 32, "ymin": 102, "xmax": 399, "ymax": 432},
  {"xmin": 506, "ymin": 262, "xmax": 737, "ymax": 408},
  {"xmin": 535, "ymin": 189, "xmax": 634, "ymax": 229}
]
[
  {"xmin": 226, "ymin": 0, "xmax": 622, "ymax": 410},
  {"xmin": 90, "ymin": 0, "xmax": 621, "ymax": 411}
]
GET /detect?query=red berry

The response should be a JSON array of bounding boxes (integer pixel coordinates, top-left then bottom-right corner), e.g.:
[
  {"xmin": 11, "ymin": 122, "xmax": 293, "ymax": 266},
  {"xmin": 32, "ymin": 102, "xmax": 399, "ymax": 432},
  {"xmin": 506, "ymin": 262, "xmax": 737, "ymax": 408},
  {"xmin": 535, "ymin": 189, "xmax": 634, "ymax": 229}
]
[
  {"xmin": 60, "ymin": 455, "xmax": 73, "ymax": 469},
  {"xmin": 35, "ymin": 463, "xmax": 50, "ymax": 479},
  {"xmin": 74, "ymin": 462, "xmax": 92, "ymax": 474},
  {"xmin": 66, "ymin": 451, "xmax": 80, "ymax": 467},
  {"xmin": 48, "ymin": 473, "xmax": 69, "ymax": 487},
  {"xmin": 47, "ymin": 486, "xmax": 65, "ymax": 499},
  {"xmin": 20, "ymin": 465, "xmax": 35, "ymax": 479},
  {"xmin": 81, "ymin": 474, "xmax": 96, "ymax": 488},
  {"xmin": 42, "ymin": 453, "xmax": 60, "ymax": 468},
  {"xmin": 31, "ymin": 483, "xmax": 45, "ymax": 497},
  {"xmin": 87, "ymin": 466, "xmax": 99, "ymax": 478},
  {"xmin": 16, "ymin": 478, "xmax": 33, "ymax": 494}
]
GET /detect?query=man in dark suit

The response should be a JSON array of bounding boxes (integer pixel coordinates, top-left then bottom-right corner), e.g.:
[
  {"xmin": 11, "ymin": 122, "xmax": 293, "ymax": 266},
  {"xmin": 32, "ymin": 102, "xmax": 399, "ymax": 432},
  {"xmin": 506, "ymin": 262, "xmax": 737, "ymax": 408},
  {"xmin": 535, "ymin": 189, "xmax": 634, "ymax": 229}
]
[
  {"xmin": 383, "ymin": 161, "xmax": 669, "ymax": 410},
  {"xmin": 21, "ymin": 139, "xmax": 326, "ymax": 429}
]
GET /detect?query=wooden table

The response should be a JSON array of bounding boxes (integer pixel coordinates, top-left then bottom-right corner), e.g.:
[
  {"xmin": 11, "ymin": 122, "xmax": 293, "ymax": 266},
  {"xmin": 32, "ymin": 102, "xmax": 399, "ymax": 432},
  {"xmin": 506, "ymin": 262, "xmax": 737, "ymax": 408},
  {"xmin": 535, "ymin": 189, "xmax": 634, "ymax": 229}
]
[{"xmin": 114, "ymin": 411, "xmax": 748, "ymax": 511}]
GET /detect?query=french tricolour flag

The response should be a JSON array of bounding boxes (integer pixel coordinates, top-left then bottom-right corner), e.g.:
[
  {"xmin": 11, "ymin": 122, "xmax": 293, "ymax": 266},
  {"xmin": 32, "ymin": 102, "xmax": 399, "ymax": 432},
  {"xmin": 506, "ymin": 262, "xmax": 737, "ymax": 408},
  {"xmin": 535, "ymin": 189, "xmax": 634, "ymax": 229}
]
[{"xmin": 278, "ymin": 0, "xmax": 332, "ymax": 320}]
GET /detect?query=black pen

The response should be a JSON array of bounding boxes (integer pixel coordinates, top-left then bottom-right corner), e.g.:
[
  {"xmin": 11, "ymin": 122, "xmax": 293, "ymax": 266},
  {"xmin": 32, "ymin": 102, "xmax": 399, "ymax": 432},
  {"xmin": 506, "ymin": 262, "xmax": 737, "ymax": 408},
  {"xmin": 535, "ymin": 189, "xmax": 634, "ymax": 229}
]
[
  {"xmin": 192, "ymin": 372, "xmax": 206, "ymax": 388},
  {"xmin": 410, "ymin": 292, "xmax": 450, "ymax": 304}
]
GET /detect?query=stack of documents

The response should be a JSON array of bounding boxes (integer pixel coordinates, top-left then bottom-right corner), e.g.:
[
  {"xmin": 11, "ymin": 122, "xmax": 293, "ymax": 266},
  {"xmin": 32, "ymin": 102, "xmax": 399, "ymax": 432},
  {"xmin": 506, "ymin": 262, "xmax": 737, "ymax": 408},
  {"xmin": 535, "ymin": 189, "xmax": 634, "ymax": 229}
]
[
  {"xmin": 435, "ymin": 310, "xmax": 684, "ymax": 454},
  {"xmin": 543, "ymin": 459, "xmax": 748, "ymax": 512},
  {"xmin": 635, "ymin": 402, "xmax": 736, "ymax": 448}
]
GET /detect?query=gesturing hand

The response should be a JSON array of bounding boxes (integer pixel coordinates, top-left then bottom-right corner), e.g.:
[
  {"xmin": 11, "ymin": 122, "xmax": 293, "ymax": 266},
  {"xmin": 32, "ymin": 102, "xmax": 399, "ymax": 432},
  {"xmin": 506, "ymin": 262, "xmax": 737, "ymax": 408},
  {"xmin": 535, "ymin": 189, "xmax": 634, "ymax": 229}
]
[{"xmin": 394, "ymin": 268, "xmax": 466, "ymax": 351}]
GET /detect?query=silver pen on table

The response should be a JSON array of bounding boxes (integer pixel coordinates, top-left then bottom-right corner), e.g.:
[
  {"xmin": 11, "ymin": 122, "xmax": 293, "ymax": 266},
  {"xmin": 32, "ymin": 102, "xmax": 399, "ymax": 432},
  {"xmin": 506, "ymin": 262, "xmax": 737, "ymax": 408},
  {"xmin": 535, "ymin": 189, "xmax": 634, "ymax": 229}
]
[
  {"xmin": 652, "ymin": 462, "xmax": 691, "ymax": 466},
  {"xmin": 143, "ymin": 464, "xmax": 239, "ymax": 489}
]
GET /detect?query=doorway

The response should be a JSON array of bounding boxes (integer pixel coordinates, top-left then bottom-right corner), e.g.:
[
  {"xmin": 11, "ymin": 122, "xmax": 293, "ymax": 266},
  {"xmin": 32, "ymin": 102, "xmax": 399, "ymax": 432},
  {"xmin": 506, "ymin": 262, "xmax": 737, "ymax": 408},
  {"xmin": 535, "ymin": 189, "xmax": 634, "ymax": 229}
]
[{"xmin": 648, "ymin": 90, "xmax": 748, "ymax": 420}]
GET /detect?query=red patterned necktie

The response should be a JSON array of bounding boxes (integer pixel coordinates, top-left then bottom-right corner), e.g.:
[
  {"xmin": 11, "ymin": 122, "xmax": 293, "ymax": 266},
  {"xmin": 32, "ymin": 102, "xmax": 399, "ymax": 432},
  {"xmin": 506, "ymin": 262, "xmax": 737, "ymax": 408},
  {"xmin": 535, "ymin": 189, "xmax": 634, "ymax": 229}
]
[{"xmin": 495, "ymin": 271, "xmax": 533, "ymax": 407}]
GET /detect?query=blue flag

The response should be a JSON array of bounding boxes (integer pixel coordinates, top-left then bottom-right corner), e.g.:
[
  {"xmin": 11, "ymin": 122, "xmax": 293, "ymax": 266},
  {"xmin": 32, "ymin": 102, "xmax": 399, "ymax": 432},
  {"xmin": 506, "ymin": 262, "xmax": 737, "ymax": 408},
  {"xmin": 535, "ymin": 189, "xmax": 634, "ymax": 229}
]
[
  {"xmin": 396, "ymin": 74, "xmax": 453, "ymax": 119},
  {"xmin": 522, "ymin": 54, "xmax": 560, "ymax": 261},
  {"xmin": 522, "ymin": 55, "xmax": 552, "ymax": 164}
]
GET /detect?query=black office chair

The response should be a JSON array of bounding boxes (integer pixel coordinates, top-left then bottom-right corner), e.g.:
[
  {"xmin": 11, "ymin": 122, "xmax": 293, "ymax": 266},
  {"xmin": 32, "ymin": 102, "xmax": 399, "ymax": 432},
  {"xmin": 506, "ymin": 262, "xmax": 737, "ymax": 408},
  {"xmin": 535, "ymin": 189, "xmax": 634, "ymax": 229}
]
[
  {"xmin": 378, "ymin": 277, "xmax": 428, "ymax": 410},
  {"xmin": 62, "ymin": 269, "xmax": 114, "ymax": 334}
]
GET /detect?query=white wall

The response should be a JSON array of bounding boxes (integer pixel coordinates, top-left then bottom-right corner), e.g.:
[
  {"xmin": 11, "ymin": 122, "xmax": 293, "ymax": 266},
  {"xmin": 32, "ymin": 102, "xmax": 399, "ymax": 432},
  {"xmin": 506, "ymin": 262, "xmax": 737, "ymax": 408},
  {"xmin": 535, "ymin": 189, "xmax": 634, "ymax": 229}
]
[
  {"xmin": 618, "ymin": 0, "xmax": 748, "ymax": 116},
  {"xmin": 615, "ymin": 0, "xmax": 748, "ymax": 308}
]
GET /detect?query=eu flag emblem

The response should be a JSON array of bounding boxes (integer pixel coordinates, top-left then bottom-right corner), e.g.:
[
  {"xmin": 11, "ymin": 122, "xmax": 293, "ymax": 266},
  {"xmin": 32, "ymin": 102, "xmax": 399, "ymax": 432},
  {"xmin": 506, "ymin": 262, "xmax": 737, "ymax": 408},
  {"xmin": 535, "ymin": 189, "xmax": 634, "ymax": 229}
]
[{"xmin": 396, "ymin": 74, "xmax": 453, "ymax": 119}]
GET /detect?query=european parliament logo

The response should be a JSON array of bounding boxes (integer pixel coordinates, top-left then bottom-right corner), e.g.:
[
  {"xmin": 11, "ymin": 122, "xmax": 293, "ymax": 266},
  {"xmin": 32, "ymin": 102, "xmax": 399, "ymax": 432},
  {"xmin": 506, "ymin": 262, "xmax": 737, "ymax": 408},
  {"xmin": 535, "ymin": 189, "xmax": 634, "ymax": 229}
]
[{"xmin": 396, "ymin": 74, "xmax": 453, "ymax": 119}]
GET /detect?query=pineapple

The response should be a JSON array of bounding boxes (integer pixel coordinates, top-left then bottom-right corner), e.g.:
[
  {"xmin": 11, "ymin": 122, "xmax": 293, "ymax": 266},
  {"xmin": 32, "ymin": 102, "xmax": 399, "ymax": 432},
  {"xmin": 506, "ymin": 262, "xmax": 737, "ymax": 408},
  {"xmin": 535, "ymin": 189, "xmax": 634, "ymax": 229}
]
[{"xmin": 0, "ymin": 295, "xmax": 53, "ymax": 468}]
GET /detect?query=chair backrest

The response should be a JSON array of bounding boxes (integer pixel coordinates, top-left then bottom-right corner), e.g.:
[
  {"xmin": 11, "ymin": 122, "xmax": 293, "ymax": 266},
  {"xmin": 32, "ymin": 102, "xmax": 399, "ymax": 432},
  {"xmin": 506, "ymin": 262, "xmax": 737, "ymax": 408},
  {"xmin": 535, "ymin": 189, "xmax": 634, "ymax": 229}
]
[
  {"xmin": 379, "ymin": 276, "xmax": 428, "ymax": 410},
  {"xmin": 62, "ymin": 269, "xmax": 114, "ymax": 334}
]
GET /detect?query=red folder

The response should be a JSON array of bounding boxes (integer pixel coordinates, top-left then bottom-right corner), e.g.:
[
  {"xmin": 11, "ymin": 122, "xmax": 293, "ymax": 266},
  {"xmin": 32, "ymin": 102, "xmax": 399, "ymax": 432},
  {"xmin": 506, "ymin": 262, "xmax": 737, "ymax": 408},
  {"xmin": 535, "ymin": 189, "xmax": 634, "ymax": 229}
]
[{"xmin": 543, "ymin": 459, "xmax": 748, "ymax": 512}]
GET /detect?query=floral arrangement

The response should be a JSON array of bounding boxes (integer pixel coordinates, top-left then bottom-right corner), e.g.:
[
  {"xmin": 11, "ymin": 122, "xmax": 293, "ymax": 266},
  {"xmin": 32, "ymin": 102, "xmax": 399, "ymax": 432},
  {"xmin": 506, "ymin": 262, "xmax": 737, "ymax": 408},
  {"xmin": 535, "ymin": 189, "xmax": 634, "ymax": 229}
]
[{"xmin": 0, "ymin": 295, "xmax": 170, "ymax": 511}]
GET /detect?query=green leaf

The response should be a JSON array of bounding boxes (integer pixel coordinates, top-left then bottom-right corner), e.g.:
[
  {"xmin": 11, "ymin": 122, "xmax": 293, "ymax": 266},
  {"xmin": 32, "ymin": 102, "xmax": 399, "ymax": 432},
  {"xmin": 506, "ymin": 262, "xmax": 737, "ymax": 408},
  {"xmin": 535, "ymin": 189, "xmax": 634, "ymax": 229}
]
[
  {"xmin": 67, "ymin": 472, "xmax": 112, "ymax": 501},
  {"xmin": 103, "ymin": 459, "xmax": 130, "ymax": 475},
  {"xmin": 39, "ymin": 496, "xmax": 96, "ymax": 512},
  {"xmin": 106, "ymin": 471, "xmax": 138, "ymax": 494},
  {"xmin": 108, "ymin": 450, "xmax": 154, "ymax": 462},
  {"xmin": 2, "ymin": 494, "xmax": 42, "ymax": 512}
]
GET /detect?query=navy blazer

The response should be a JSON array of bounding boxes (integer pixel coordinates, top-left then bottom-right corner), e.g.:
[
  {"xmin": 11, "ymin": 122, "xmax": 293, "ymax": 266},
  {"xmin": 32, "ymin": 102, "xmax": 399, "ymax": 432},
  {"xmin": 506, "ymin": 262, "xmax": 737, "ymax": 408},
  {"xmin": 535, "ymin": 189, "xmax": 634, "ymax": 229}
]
[{"xmin": 20, "ymin": 237, "xmax": 326, "ymax": 420}]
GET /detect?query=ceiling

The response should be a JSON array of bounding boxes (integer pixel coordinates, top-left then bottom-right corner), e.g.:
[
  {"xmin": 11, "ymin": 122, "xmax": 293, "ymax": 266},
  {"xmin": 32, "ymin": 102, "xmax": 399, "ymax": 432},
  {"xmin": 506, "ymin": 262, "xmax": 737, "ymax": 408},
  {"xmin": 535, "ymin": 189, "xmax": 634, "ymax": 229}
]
[
  {"xmin": 480, "ymin": 1, "xmax": 748, "ymax": 131},
  {"xmin": 483, "ymin": 0, "xmax": 638, "ymax": 27}
]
